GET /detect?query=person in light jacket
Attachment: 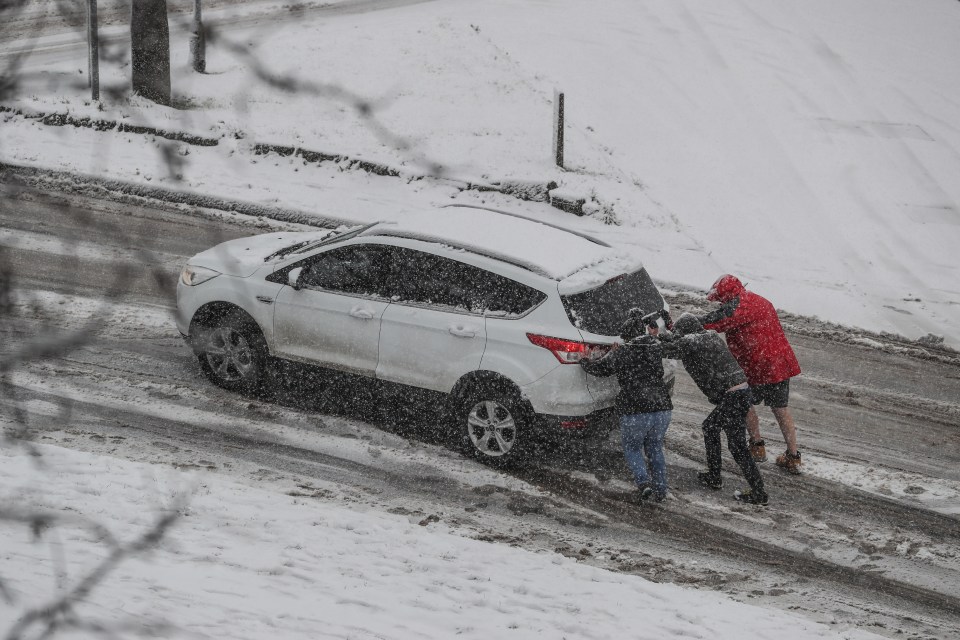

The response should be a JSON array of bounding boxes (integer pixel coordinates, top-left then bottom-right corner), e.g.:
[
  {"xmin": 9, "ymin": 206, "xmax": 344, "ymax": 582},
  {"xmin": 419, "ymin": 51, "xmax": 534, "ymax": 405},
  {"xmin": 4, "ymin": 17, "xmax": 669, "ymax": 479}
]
[
  {"xmin": 580, "ymin": 313, "xmax": 673, "ymax": 502},
  {"xmin": 658, "ymin": 313, "xmax": 768, "ymax": 505}
]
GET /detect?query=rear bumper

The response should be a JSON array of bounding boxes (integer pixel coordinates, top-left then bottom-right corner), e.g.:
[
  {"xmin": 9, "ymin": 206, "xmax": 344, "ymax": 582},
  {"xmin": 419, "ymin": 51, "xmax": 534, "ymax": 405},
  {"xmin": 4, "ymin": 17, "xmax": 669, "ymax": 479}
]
[
  {"xmin": 533, "ymin": 406, "xmax": 618, "ymax": 441},
  {"xmin": 519, "ymin": 362, "xmax": 613, "ymax": 417}
]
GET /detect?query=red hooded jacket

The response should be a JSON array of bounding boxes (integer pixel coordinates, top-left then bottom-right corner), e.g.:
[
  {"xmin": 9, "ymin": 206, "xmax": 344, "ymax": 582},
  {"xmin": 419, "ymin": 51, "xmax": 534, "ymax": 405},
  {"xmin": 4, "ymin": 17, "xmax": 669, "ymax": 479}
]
[{"xmin": 703, "ymin": 275, "xmax": 801, "ymax": 385}]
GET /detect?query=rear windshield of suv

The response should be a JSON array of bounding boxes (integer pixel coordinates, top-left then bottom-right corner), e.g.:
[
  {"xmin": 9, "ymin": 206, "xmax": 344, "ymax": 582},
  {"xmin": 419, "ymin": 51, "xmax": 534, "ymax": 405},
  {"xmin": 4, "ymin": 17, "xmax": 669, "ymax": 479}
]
[{"xmin": 561, "ymin": 268, "xmax": 663, "ymax": 336}]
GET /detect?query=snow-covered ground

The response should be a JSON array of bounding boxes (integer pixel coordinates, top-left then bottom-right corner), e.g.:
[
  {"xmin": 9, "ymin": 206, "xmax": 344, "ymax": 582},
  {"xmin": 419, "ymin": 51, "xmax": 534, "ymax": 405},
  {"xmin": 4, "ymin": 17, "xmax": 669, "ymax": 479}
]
[
  {"xmin": 0, "ymin": 442, "xmax": 885, "ymax": 640},
  {"xmin": 2, "ymin": 0, "xmax": 959, "ymax": 346},
  {"xmin": 2, "ymin": 282, "xmax": 958, "ymax": 637}
]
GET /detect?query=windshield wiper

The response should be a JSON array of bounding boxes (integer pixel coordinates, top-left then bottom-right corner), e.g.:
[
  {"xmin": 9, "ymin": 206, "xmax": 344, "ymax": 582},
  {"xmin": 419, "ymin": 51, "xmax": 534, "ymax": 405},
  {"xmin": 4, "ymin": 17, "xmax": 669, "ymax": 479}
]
[
  {"xmin": 262, "ymin": 222, "xmax": 380, "ymax": 263},
  {"xmin": 263, "ymin": 240, "xmax": 318, "ymax": 262}
]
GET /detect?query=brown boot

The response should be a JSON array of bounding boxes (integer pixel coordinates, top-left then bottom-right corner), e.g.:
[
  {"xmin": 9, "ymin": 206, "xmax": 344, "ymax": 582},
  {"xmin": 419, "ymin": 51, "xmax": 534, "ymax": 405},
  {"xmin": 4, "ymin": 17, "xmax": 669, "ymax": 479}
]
[
  {"xmin": 749, "ymin": 439, "xmax": 767, "ymax": 463},
  {"xmin": 775, "ymin": 450, "xmax": 802, "ymax": 474}
]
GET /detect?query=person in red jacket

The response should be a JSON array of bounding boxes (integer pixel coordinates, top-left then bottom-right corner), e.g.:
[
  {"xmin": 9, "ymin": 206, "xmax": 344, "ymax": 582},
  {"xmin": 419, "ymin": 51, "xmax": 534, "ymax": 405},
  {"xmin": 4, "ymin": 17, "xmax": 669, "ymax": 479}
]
[{"xmin": 700, "ymin": 275, "xmax": 803, "ymax": 474}]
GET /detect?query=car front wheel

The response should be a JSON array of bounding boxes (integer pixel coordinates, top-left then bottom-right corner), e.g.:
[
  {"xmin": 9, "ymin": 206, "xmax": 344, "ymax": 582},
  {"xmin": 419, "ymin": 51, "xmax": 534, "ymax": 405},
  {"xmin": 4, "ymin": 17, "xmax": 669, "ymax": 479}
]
[{"xmin": 197, "ymin": 312, "xmax": 267, "ymax": 395}]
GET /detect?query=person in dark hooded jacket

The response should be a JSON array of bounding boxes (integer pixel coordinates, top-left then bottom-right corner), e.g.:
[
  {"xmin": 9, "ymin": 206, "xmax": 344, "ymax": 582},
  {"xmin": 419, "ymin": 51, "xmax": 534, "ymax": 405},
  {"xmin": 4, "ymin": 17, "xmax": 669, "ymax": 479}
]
[
  {"xmin": 657, "ymin": 313, "xmax": 768, "ymax": 505},
  {"xmin": 580, "ymin": 313, "xmax": 673, "ymax": 502}
]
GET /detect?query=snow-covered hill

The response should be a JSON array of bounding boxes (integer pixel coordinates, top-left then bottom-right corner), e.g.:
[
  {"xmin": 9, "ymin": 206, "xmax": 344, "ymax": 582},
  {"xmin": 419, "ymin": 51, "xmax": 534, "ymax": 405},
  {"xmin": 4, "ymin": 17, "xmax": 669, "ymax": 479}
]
[{"xmin": 3, "ymin": 0, "xmax": 958, "ymax": 345}]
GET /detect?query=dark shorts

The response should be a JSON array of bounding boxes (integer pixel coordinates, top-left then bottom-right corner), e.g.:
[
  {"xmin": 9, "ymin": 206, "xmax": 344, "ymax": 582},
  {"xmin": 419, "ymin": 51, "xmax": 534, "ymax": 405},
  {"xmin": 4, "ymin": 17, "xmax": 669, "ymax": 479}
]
[{"xmin": 750, "ymin": 380, "xmax": 790, "ymax": 408}]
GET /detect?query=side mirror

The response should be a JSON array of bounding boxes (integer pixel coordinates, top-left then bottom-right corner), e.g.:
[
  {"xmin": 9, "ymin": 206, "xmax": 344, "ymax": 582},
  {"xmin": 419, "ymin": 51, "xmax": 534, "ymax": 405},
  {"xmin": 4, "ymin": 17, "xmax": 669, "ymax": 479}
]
[{"xmin": 288, "ymin": 267, "xmax": 303, "ymax": 290}]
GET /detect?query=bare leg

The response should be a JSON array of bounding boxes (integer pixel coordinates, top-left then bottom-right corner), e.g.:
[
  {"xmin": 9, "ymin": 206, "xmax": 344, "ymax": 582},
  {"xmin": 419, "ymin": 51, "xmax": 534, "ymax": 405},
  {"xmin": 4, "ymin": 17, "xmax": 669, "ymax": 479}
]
[
  {"xmin": 771, "ymin": 406, "xmax": 798, "ymax": 454},
  {"xmin": 745, "ymin": 406, "xmax": 762, "ymax": 443}
]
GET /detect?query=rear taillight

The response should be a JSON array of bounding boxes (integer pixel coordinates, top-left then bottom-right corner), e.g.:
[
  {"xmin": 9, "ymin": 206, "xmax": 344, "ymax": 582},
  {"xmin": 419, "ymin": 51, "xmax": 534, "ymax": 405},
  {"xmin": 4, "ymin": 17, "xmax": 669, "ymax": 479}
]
[{"xmin": 526, "ymin": 333, "xmax": 612, "ymax": 364}]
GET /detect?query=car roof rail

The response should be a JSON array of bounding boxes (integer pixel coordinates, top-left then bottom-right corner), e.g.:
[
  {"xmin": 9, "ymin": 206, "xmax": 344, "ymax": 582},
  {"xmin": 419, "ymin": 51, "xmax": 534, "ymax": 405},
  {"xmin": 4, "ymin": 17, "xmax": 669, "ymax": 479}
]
[
  {"xmin": 439, "ymin": 203, "xmax": 612, "ymax": 247},
  {"xmin": 361, "ymin": 229, "xmax": 553, "ymax": 278}
]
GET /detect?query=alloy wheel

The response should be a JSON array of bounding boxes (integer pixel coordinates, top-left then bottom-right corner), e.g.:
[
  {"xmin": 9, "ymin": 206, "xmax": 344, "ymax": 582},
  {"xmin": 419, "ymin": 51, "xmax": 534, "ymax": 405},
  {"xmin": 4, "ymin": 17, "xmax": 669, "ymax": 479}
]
[
  {"xmin": 466, "ymin": 400, "xmax": 517, "ymax": 457},
  {"xmin": 205, "ymin": 327, "xmax": 256, "ymax": 382}
]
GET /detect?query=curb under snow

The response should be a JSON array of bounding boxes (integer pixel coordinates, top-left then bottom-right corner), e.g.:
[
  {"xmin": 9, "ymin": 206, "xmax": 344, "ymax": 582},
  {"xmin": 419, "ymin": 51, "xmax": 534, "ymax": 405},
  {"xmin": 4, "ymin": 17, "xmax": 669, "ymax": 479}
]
[
  {"xmin": 0, "ymin": 161, "xmax": 351, "ymax": 229},
  {"xmin": 0, "ymin": 104, "xmax": 579, "ymax": 213}
]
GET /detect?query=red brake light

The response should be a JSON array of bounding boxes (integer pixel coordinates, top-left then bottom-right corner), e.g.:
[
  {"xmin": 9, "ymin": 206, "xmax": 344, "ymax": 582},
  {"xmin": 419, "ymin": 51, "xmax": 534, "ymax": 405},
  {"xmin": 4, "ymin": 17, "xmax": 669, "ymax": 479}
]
[{"xmin": 526, "ymin": 333, "xmax": 612, "ymax": 364}]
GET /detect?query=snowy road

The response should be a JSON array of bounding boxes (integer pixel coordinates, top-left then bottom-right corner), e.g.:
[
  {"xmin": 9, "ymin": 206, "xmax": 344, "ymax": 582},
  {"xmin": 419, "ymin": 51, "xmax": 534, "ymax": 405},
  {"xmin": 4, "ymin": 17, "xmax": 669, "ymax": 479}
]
[{"xmin": 2, "ymin": 183, "xmax": 960, "ymax": 638}]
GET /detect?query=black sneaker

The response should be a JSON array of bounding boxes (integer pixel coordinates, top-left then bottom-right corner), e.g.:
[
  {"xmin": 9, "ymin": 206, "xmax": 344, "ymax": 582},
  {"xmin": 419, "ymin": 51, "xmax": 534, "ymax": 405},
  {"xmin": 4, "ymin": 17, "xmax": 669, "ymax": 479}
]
[
  {"xmin": 733, "ymin": 489, "xmax": 769, "ymax": 506},
  {"xmin": 610, "ymin": 482, "xmax": 649, "ymax": 504},
  {"xmin": 697, "ymin": 471, "xmax": 723, "ymax": 490},
  {"xmin": 642, "ymin": 487, "xmax": 669, "ymax": 503}
]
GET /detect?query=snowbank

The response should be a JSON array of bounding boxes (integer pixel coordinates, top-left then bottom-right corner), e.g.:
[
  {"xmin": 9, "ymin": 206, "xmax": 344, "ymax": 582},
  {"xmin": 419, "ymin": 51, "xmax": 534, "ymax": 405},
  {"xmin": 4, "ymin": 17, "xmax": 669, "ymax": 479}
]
[{"xmin": 0, "ymin": 443, "xmax": 882, "ymax": 640}]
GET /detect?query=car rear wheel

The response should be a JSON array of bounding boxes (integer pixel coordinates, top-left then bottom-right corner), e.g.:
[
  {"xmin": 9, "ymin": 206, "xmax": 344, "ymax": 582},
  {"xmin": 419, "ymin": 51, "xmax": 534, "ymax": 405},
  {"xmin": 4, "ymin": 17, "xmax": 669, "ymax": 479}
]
[
  {"xmin": 197, "ymin": 311, "xmax": 267, "ymax": 395},
  {"xmin": 458, "ymin": 384, "xmax": 534, "ymax": 467}
]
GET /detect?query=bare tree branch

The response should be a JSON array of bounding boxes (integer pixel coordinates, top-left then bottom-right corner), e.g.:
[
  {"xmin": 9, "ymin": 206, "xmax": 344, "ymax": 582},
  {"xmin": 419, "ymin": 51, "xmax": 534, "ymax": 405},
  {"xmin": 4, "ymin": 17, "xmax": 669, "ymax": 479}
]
[
  {"xmin": 0, "ymin": 1, "xmax": 455, "ymax": 638},
  {"xmin": 4, "ymin": 500, "xmax": 185, "ymax": 640},
  {"xmin": 0, "ymin": 506, "xmax": 121, "ymax": 549}
]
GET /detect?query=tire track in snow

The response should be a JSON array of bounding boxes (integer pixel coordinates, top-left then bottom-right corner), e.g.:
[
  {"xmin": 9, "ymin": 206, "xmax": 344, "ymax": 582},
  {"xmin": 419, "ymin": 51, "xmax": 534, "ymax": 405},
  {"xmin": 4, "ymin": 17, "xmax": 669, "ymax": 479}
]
[{"xmin": 523, "ymin": 466, "xmax": 960, "ymax": 627}]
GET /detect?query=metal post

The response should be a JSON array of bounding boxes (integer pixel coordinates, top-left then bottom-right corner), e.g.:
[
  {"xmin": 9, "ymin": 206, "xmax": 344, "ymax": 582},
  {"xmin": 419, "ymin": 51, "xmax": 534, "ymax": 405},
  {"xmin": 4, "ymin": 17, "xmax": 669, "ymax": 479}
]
[
  {"xmin": 191, "ymin": 0, "xmax": 206, "ymax": 73},
  {"xmin": 552, "ymin": 89, "xmax": 564, "ymax": 168},
  {"xmin": 87, "ymin": 0, "xmax": 99, "ymax": 101}
]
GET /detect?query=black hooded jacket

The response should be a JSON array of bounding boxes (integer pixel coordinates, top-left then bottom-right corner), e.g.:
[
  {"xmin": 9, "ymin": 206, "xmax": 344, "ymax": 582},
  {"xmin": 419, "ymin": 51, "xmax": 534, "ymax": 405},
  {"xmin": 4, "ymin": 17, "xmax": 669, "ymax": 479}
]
[
  {"xmin": 658, "ymin": 314, "xmax": 747, "ymax": 405},
  {"xmin": 579, "ymin": 334, "xmax": 673, "ymax": 415}
]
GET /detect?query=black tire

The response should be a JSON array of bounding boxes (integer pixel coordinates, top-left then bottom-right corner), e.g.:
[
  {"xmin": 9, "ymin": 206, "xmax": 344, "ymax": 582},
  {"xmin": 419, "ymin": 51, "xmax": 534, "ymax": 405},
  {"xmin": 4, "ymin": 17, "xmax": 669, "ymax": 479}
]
[
  {"xmin": 457, "ymin": 382, "xmax": 535, "ymax": 468},
  {"xmin": 196, "ymin": 310, "xmax": 268, "ymax": 396}
]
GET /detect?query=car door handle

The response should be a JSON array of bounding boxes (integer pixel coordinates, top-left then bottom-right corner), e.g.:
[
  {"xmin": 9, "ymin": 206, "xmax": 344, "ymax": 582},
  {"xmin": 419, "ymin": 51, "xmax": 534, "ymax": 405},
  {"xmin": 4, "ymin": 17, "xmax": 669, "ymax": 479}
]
[
  {"xmin": 448, "ymin": 324, "xmax": 477, "ymax": 338},
  {"xmin": 349, "ymin": 306, "xmax": 375, "ymax": 320}
]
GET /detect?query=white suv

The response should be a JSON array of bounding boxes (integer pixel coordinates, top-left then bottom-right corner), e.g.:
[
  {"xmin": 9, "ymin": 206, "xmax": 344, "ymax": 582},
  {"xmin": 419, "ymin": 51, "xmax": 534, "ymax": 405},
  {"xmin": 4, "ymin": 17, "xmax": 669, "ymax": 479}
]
[{"xmin": 176, "ymin": 205, "xmax": 673, "ymax": 465}]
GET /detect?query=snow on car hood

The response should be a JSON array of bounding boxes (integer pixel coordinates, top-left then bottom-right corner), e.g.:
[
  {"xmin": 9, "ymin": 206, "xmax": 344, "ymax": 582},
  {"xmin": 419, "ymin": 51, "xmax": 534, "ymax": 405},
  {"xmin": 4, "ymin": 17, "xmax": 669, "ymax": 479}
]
[
  {"xmin": 188, "ymin": 230, "xmax": 338, "ymax": 277},
  {"xmin": 557, "ymin": 251, "xmax": 646, "ymax": 295}
]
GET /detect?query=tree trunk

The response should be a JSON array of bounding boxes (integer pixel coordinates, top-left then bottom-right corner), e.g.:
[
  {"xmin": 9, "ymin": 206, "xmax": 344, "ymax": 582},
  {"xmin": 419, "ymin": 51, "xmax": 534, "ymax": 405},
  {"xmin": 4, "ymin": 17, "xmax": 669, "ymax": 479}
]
[{"xmin": 130, "ymin": 0, "xmax": 171, "ymax": 106}]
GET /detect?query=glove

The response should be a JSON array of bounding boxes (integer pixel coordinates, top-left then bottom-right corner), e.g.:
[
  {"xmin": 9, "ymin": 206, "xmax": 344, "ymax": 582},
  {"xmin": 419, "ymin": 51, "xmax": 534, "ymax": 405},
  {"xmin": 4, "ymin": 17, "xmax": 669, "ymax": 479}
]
[
  {"xmin": 699, "ymin": 296, "xmax": 740, "ymax": 325},
  {"xmin": 720, "ymin": 296, "xmax": 740, "ymax": 318},
  {"xmin": 641, "ymin": 310, "xmax": 662, "ymax": 328}
]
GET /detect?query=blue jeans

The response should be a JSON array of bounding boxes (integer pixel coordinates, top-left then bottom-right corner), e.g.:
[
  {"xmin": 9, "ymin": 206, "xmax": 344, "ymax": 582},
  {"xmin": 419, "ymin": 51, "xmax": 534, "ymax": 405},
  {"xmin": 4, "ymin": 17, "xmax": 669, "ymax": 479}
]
[{"xmin": 620, "ymin": 410, "xmax": 672, "ymax": 498}]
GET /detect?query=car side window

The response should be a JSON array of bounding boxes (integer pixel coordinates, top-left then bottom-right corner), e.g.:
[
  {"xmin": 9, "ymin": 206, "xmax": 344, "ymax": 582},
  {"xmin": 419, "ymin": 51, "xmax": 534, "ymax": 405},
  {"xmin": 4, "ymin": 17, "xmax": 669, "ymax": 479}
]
[
  {"xmin": 483, "ymin": 274, "xmax": 547, "ymax": 316},
  {"xmin": 387, "ymin": 248, "xmax": 545, "ymax": 315},
  {"xmin": 299, "ymin": 244, "xmax": 392, "ymax": 298},
  {"xmin": 385, "ymin": 248, "xmax": 463, "ymax": 308}
]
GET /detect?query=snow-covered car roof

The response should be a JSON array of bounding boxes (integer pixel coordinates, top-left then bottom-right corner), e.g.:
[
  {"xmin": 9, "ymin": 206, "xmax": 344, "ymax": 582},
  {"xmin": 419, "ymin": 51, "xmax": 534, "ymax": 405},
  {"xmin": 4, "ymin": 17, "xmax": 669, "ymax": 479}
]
[{"xmin": 362, "ymin": 206, "xmax": 644, "ymax": 291}]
